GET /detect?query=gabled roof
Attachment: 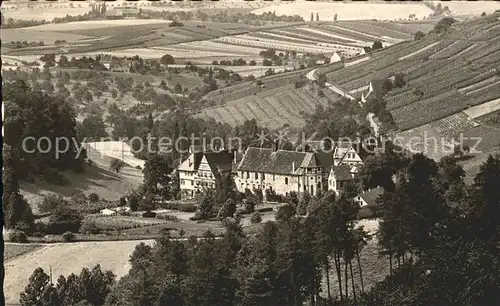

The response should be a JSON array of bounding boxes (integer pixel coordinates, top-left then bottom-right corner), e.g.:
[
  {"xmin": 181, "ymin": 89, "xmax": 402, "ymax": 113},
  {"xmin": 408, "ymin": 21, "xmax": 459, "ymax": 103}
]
[
  {"xmin": 331, "ymin": 165, "xmax": 354, "ymax": 181},
  {"xmin": 204, "ymin": 151, "xmax": 234, "ymax": 174},
  {"xmin": 237, "ymin": 147, "xmax": 330, "ymax": 175},
  {"xmin": 359, "ymin": 187, "xmax": 384, "ymax": 206},
  {"xmin": 296, "ymin": 140, "xmax": 332, "ymax": 152},
  {"xmin": 178, "ymin": 150, "xmax": 234, "ymax": 175}
]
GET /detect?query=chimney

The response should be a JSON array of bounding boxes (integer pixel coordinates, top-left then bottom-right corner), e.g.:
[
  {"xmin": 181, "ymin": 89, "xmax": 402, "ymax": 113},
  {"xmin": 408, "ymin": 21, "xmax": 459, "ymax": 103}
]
[{"xmin": 292, "ymin": 161, "xmax": 295, "ymax": 173}]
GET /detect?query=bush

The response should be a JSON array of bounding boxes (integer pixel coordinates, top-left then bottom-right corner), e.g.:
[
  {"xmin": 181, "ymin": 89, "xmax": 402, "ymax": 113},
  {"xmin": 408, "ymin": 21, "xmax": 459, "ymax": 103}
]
[
  {"xmin": 62, "ymin": 231, "xmax": 75, "ymax": 242},
  {"xmin": 71, "ymin": 193, "xmax": 88, "ymax": 206},
  {"xmin": 9, "ymin": 230, "xmax": 28, "ymax": 243},
  {"xmin": 88, "ymin": 193, "xmax": 100, "ymax": 203},
  {"xmin": 39, "ymin": 194, "xmax": 68, "ymax": 213},
  {"xmin": 257, "ymin": 207, "xmax": 273, "ymax": 213},
  {"xmin": 109, "ymin": 158, "xmax": 126, "ymax": 173},
  {"xmin": 47, "ymin": 207, "xmax": 83, "ymax": 234},
  {"xmin": 250, "ymin": 211, "xmax": 262, "ymax": 224},
  {"xmin": 156, "ymin": 214, "xmax": 180, "ymax": 222},
  {"xmin": 43, "ymin": 168, "xmax": 70, "ymax": 185},
  {"xmin": 142, "ymin": 211, "xmax": 157, "ymax": 218},
  {"xmin": 119, "ymin": 196, "xmax": 127, "ymax": 206},
  {"xmin": 79, "ymin": 220, "xmax": 102, "ymax": 234}
]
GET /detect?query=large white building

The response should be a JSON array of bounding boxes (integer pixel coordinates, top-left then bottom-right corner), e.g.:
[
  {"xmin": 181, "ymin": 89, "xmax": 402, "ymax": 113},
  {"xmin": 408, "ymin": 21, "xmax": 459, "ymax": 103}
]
[
  {"xmin": 235, "ymin": 142, "xmax": 365, "ymax": 197},
  {"xmin": 177, "ymin": 149, "xmax": 236, "ymax": 199},
  {"xmin": 176, "ymin": 142, "xmax": 366, "ymax": 199}
]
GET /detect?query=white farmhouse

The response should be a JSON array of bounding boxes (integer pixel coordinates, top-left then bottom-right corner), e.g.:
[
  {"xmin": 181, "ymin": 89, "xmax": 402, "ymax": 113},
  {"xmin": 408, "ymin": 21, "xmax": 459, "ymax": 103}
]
[
  {"xmin": 235, "ymin": 147, "xmax": 333, "ymax": 196},
  {"xmin": 177, "ymin": 149, "xmax": 235, "ymax": 199}
]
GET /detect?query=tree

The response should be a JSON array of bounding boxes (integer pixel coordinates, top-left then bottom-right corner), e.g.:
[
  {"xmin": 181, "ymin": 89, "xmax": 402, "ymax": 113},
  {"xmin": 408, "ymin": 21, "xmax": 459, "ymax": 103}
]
[
  {"xmin": 432, "ymin": 17, "xmax": 456, "ymax": 34},
  {"xmin": 245, "ymin": 196, "xmax": 257, "ymax": 213},
  {"xmin": 372, "ymin": 40, "xmax": 383, "ymax": 51},
  {"xmin": 160, "ymin": 54, "xmax": 175, "ymax": 66},
  {"xmin": 39, "ymin": 194, "xmax": 68, "ymax": 213},
  {"xmin": 81, "ymin": 115, "xmax": 107, "ymax": 141},
  {"xmin": 20, "ymin": 268, "xmax": 58, "ymax": 306},
  {"xmin": 143, "ymin": 154, "xmax": 172, "ymax": 197},
  {"xmin": 174, "ymin": 83, "xmax": 182, "ymax": 94},
  {"xmin": 47, "ymin": 206, "xmax": 83, "ymax": 234},
  {"xmin": 196, "ymin": 190, "xmax": 216, "ymax": 220},
  {"xmin": 140, "ymin": 192, "xmax": 157, "ymax": 212},
  {"xmin": 414, "ymin": 31, "xmax": 425, "ymax": 40},
  {"xmin": 218, "ymin": 198, "xmax": 237, "ymax": 220},
  {"xmin": 276, "ymin": 204, "xmax": 296, "ymax": 222},
  {"xmin": 250, "ymin": 211, "xmax": 262, "ymax": 224},
  {"xmin": 84, "ymin": 90, "xmax": 93, "ymax": 103},
  {"xmin": 129, "ymin": 193, "xmax": 139, "ymax": 212},
  {"xmin": 296, "ymin": 191, "xmax": 311, "ymax": 215}
]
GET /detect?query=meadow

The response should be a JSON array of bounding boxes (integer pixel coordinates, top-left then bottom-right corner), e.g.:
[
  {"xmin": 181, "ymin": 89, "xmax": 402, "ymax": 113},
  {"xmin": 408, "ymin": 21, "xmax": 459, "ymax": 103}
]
[{"xmin": 4, "ymin": 240, "xmax": 155, "ymax": 305}]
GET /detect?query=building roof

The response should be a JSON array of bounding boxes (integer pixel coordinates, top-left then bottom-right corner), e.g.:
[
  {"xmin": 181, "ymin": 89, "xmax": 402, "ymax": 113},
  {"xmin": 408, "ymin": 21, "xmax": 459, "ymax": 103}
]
[
  {"xmin": 237, "ymin": 147, "xmax": 332, "ymax": 175},
  {"xmin": 332, "ymin": 165, "xmax": 354, "ymax": 181},
  {"xmin": 296, "ymin": 140, "xmax": 332, "ymax": 152},
  {"xmin": 177, "ymin": 150, "xmax": 234, "ymax": 175},
  {"xmin": 204, "ymin": 151, "xmax": 234, "ymax": 174},
  {"xmin": 359, "ymin": 187, "xmax": 384, "ymax": 206}
]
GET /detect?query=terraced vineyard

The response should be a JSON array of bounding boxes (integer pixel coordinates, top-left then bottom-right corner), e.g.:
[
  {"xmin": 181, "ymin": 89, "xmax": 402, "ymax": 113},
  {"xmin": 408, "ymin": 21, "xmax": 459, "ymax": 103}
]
[
  {"xmin": 196, "ymin": 84, "xmax": 343, "ymax": 129},
  {"xmin": 318, "ymin": 13, "xmax": 500, "ymax": 132},
  {"xmin": 431, "ymin": 112, "xmax": 478, "ymax": 139}
]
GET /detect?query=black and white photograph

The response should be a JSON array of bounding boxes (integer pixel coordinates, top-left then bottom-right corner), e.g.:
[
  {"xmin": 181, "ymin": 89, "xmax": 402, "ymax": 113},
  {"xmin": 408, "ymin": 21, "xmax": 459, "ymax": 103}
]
[{"xmin": 2, "ymin": 0, "xmax": 500, "ymax": 305}]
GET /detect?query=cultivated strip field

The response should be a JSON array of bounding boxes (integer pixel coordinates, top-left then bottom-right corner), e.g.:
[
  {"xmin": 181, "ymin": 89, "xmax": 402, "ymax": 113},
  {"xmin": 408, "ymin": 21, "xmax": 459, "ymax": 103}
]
[
  {"xmin": 464, "ymin": 98, "xmax": 500, "ymax": 119},
  {"xmin": 196, "ymin": 84, "xmax": 343, "ymax": 130},
  {"xmin": 318, "ymin": 14, "xmax": 500, "ymax": 132}
]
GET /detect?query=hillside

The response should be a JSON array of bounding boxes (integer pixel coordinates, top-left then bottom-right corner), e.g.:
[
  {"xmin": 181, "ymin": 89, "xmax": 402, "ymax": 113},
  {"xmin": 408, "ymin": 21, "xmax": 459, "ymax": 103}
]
[
  {"xmin": 20, "ymin": 146, "xmax": 144, "ymax": 213},
  {"xmin": 316, "ymin": 13, "xmax": 500, "ymax": 165}
]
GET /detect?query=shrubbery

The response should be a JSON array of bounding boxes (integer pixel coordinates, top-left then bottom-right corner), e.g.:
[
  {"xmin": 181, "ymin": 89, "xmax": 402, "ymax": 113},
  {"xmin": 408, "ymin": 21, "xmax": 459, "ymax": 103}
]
[
  {"xmin": 43, "ymin": 168, "xmax": 70, "ymax": 185},
  {"xmin": 79, "ymin": 220, "xmax": 102, "ymax": 235},
  {"xmin": 88, "ymin": 193, "xmax": 100, "ymax": 203},
  {"xmin": 250, "ymin": 211, "xmax": 262, "ymax": 224},
  {"xmin": 9, "ymin": 230, "xmax": 28, "ymax": 243},
  {"xmin": 39, "ymin": 194, "xmax": 68, "ymax": 213},
  {"xmin": 62, "ymin": 231, "xmax": 75, "ymax": 242}
]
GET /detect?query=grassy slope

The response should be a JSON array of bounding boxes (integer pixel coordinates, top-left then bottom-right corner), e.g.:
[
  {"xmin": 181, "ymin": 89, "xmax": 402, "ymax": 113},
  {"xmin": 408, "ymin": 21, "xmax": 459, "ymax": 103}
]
[
  {"xmin": 20, "ymin": 149, "xmax": 143, "ymax": 213},
  {"xmin": 4, "ymin": 240, "xmax": 154, "ymax": 305}
]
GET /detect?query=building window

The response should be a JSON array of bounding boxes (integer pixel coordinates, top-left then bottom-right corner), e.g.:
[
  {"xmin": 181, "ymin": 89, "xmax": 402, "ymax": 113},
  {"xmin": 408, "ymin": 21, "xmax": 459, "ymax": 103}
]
[
  {"xmin": 285, "ymin": 177, "xmax": 288, "ymax": 185},
  {"xmin": 191, "ymin": 181, "xmax": 193, "ymax": 186},
  {"xmin": 262, "ymin": 173, "xmax": 265, "ymax": 180},
  {"xmin": 255, "ymin": 172, "xmax": 258, "ymax": 180},
  {"xmin": 246, "ymin": 171, "xmax": 250, "ymax": 179},
  {"xmin": 273, "ymin": 174, "xmax": 275, "ymax": 181}
]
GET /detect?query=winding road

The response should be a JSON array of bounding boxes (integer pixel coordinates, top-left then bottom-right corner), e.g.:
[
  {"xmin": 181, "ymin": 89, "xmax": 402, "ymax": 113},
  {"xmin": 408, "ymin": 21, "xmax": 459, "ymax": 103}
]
[{"xmin": 306, "ymin": 68, "xmax": 355, "ymax": 101}]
